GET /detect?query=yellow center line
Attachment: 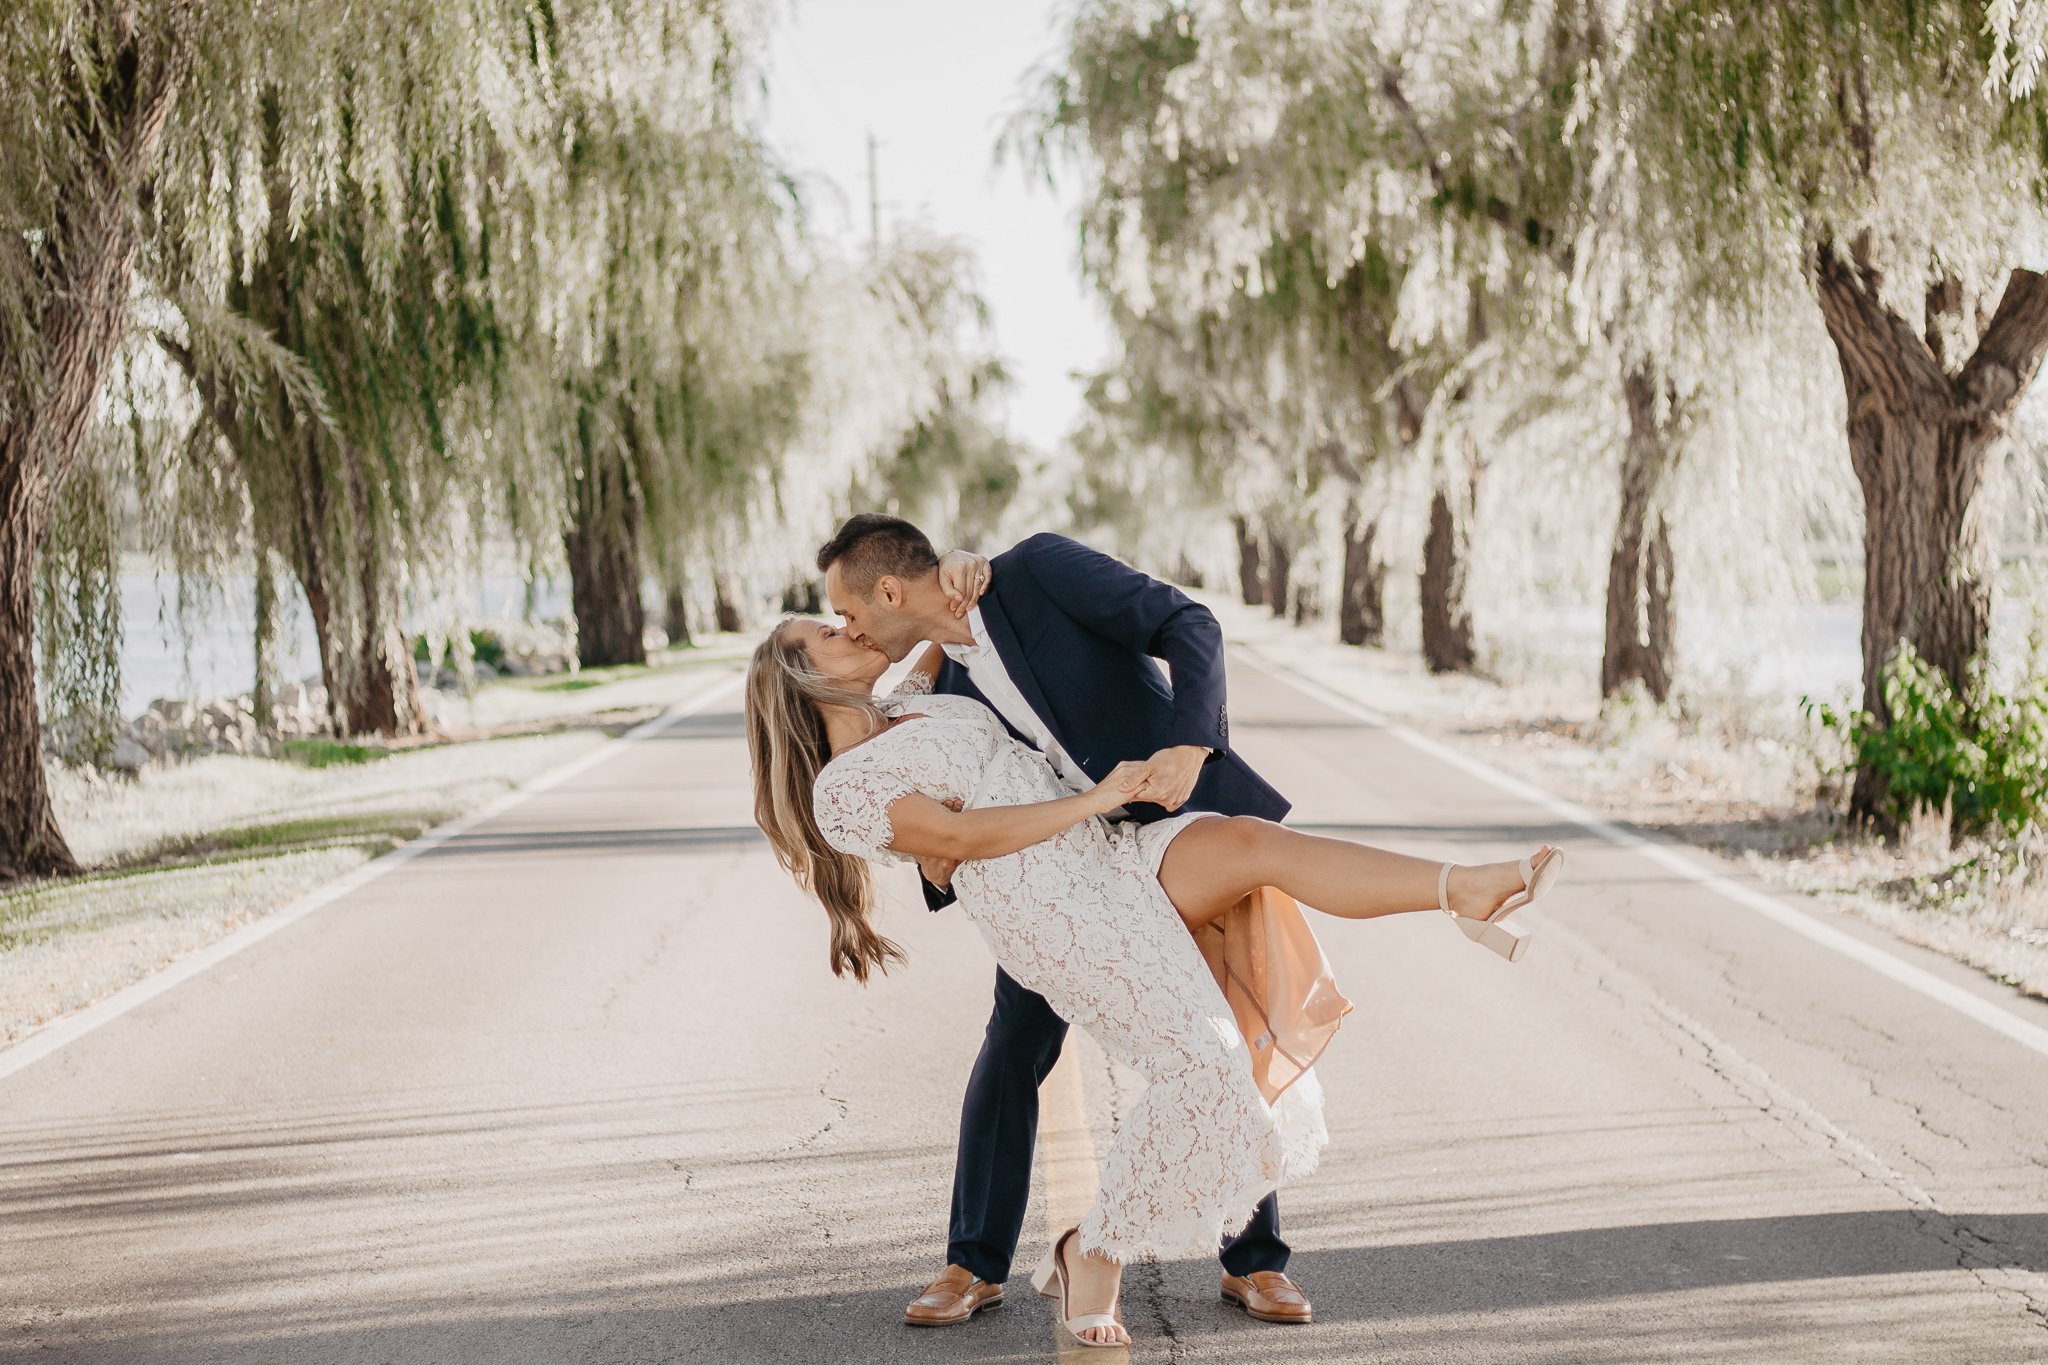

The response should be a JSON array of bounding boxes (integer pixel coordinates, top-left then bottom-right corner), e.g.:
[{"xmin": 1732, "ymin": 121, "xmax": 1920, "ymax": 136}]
[{"xmin": 1039, "ymin": 1040, "xmax": 1130, "ymax": 1362}]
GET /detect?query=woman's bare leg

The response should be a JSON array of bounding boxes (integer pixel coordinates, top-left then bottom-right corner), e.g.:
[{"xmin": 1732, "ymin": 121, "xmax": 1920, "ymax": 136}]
[{"xmin": 1158, "ymin": 816, "xmax": 1547, "ymax": 931}]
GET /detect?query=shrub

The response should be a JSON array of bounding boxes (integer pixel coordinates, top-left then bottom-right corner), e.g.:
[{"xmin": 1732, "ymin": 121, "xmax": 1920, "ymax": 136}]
[
  {"xmin": 469, "ymin": 628, "xmax": 507, "ymax": 670},
  {"xmin": 280, "ymin": 738, "xmax": 389, "ymax": 769},
  {"xmin": 1805, "ymin": 643, "xmax": 2048, "ymax": 838}
]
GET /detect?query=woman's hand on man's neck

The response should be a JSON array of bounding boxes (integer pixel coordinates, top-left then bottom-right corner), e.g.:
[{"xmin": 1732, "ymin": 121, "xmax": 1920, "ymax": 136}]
[{"xmin": 902, "ymin": 574, "xmax": 978, "ymax": 648}]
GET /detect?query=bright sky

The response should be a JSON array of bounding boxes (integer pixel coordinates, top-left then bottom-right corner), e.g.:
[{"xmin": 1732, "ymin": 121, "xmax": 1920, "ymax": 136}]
[{"xmin": 760, "ymin": 0, "xmax": 1110, "ymax": 452}]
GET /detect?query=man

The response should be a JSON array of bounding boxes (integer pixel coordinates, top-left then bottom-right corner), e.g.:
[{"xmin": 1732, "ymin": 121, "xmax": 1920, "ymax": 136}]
[{"xmin": 815, "ymin": 513, "xmax": 1316, "ymax": 1329}]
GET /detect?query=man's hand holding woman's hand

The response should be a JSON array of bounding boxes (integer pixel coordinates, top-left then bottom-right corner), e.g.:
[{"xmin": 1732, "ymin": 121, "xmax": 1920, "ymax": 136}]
[
  {"xmin": 919, "ymin": 750, "xmax": 1210, "ymax": 892},
  {"xmin": 1115, "ymin": 745, "xmax": 1210, "ymax": 811}
]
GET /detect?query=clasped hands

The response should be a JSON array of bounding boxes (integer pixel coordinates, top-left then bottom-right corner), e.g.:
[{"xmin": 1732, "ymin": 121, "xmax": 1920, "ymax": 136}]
[{"xmin": 915, "ymin": 745, "xmax": 1211, "ymax": 891}]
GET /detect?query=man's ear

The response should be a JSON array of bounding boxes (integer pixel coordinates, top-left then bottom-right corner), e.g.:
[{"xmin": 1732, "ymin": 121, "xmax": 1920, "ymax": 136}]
[{"xmin": 874, "ymin": 574, "xmax": 905, "ymax": 609}]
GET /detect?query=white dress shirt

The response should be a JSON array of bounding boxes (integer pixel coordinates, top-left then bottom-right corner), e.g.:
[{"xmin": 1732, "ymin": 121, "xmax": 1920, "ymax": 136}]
[{"xmin": 942, "ymin": 606, "xmax": 1096, "ymax": 799}]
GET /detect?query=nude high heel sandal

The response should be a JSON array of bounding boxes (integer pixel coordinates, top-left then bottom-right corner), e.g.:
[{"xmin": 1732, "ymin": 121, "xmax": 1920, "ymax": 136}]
[
  {"xmin": 1439, "ymin": 847, "xmax": 1563, "ymax": 963},
  {"xmin": 1031, "ymin": 1227, "xmax": 1125, "ymax": 1348}
]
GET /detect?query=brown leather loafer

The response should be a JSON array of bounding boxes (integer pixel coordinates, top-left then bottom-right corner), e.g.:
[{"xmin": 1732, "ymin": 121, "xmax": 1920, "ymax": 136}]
[
  {"xmin": 1221, "ymin": 1270, "xmax": 1312, "ymax": 1324},
  {"xmin": 904, "ymin": 1264, "xmax": 1005, "ymax": 1327}
]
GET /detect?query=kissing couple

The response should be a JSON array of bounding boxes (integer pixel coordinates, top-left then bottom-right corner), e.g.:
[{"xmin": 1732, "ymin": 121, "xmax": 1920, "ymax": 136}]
[{"xmin": 746, "ymin": 514, "xmax": 1563, "ymax": 1348}]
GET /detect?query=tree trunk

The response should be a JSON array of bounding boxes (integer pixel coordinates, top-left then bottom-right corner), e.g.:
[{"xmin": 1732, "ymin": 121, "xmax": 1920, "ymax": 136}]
[
  {"xmin": 262, "ymin": 392, "xmax": 358, "ymax": 739},
  {"xmin": 252, "ymin": 547, "xmax": 280, "ymax": 737},
  {"xmin": 1263, "ymin": 516, "xmax": 1293, "ymax": 621},
  {"xmin": 1338, "ymin": 498, "xmax": 1388, "ymax": 647},
  {"xmin": 566, "ymin": 434, "xmax": 648, "ymax": 668},
  {"xmin": 1814, "ymin": 246, "xmax": 2048, "ymax": 824},
  {"xmin": 0, "ymin": 520, "xmax": 73, "ymax": 881},
  {"xmin": 714, "ymin": 575, "xmax": 745, "ymax": 633},
  {"xmin": 342, "ymin": 555, "xmax": 419, "ymax": 736},
  {"xmin": 1602, "ymin": 365, "xmax": 1679, "ymax": 703},
  {"xmin": 337, "ymin": 453, "xmax": 420, "ymax": 737},
  {"xmin": 567, "ymin": 516, "xmax": 646, "ymax": 666},
  {"xmin": 0, "ymin": 8, "xmax": 195, "ymax": 881},
  {"xmin": 1232, "ymin": 514, "xmax": 1264, "ymax": 606},
  {"xmin": 664, "ymin": 576, "xmax": 693, "ymax": 647},
  {"xmin": 1419, "ymin": 454, "xmax": 1478, "ymax": 674},
  {"xmin": 1419, "ymin": 306, "xmax": 1485, "ymax": 676},
  {"xmin": 780, "ymin": 579, "xmax": 821, "ymax": 614}
]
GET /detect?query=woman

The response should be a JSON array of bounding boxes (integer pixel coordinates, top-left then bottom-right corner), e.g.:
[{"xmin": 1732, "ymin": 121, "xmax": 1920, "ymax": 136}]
[{"xmin": 747, "ymin": 617, "xmax": 1562, "ymax": 1348}]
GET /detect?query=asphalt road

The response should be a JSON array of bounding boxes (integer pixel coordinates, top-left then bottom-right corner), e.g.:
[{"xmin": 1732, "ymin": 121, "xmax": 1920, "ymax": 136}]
[{"xmin": 5, "ymin": 654, "xmax": 2047, "ymax": 1363}]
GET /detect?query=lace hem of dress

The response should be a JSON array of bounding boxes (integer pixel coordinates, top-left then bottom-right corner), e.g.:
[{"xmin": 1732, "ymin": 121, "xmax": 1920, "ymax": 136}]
[
  {"xmin": 1077, "ymin": 1069, "xmax": 1329, "ymax": 1264},
  {"xmin": 1078, "ymin": 1149, "xmax": 1324, "ymax": 1264}
]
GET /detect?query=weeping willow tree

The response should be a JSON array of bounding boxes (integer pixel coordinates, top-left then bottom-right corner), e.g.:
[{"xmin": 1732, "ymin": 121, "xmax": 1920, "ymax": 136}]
[
  {"xmin": 1, "ymin": 2, "xmax": 189, "ymax": 878},
  {"xmin": 1588, "ymin": 0, "xmax": 2048, "ymax": 821},
  {"xmin": 510, "ymin": 4, "xmax": 795, "ymax": 666},
  {"xmin": 0, "ymin": 0, "xmax": 767, "ymax": 880},
  {"xmin": 857, "ymin": 355, "xmax": 1024, "ymax": 554},
  {"xmin": 1049, "ymin": 0, "xmax": 1700, "ymax": 683},
  {"xmin": 640, "ymin": 308, "xmax": 808, "ymax": 648},
  {"xmin": 1035, "ymin": 0, "xmax": 1902, "ymax": 719},
  {"xmin": 677, "ymin": 228, "xmax": 1016, "ymax": 624},
  {"xmin": 1030, "ymin": 0, "xmax": 1535, "ymax": 668},
  {"xmin": 152, "ymin": 137, "xmax": 509, "ymax": 737},
  {"xmin": 841, "ymin": 236, "xmax": 1025, "ymax": 557}
]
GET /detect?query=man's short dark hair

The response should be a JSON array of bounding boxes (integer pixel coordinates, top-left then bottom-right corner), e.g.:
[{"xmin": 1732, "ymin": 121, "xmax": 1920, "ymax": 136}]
[{"xmin": 816, "ymin": 513, "xmax": 940, "ymax": 597}]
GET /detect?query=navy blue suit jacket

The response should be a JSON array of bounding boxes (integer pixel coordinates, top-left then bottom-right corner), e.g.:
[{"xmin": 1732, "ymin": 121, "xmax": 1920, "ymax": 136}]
[{"xmin": 921, "ymin": 533, "xmax": 1289, "ymax": 909}]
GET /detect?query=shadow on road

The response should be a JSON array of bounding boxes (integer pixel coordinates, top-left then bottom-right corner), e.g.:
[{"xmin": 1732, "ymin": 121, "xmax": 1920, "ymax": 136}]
[
  {"xmin": 1282, "ymin": 1209, "xmax": 2048, "ymax": 1314},
  {"xmin": 652, "ymin": 713, "xmax": 747, "ymax": 740},
  {"xmin": 417, "ymin": 826, "xmax": 765, "ymax": 857},
  {"xmin": 11, "ymin": 1210, "xmax": 2042, "ymax": 1362}
]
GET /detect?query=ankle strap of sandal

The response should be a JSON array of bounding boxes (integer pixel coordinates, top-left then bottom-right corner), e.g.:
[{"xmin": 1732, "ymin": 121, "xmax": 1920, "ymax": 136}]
[{"xmin": 1438, "ymin": 862, "xmax": 1457, "ymax": 917}]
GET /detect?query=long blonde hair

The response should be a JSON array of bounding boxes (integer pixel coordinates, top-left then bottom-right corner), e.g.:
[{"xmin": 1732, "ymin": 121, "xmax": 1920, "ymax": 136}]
[{"xmin": 746, "ymin": 618, "xmax": 907, "ymax": 983}]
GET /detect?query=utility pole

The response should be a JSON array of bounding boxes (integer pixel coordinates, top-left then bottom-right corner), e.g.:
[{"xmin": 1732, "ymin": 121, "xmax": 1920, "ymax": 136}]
[{"xmin": 867, "ymin": 130, "xmax": 879, "ymax": 252}]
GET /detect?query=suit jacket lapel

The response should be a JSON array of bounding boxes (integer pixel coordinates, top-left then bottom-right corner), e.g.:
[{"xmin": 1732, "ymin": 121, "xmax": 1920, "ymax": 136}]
[
  {"xmin": 976, "ymin": 591, "xmax": 1068, "ymax": 752},
  {"xmin": 938, "ymin": 658, "xmax": 1031, "ymax": 747}
]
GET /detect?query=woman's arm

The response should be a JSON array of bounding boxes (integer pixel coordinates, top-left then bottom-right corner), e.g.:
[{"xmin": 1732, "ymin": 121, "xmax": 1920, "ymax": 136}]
[
  {"xmin": 905, "ymin": 642, "xmax": 946, "ymax": 685},
  {"xmin": 884, "ymin": 760, "xmax": 1145, "ymax": 863},
  {"xmin": 885, "ymin": 643, "xmax": 948, "ymax": 711}
]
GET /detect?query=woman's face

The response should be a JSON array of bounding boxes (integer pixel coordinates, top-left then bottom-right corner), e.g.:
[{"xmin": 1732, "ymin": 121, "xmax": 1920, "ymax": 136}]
[{"xmin": 788, "ymin": 618, "xmax": 890, "ymax": 688}]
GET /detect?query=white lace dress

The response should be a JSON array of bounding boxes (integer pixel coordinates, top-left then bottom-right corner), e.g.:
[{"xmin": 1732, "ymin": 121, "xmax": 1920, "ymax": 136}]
[{"xmin": 812, "ymin": 680, "xmax": 1327, "ymax": 1264}]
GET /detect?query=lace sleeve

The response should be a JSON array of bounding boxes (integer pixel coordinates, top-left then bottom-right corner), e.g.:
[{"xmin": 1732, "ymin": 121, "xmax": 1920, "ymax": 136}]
[
  {"xmin": 887, "ymin": 668, "xmax": 935, "ymax": 700},
  {"xmin": 812, "ymin": 761, "xmax": 916, "ymax": 864}
]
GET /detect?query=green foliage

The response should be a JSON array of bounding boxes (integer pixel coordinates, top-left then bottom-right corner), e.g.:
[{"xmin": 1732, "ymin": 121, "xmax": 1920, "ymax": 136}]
[
  {"xmin": 469, "ymin": 631, "xmax": 506, "ymax": 672},
  {"xmin": 854, "ymin": 359, "xmax": 1023, "ymax": 551},
  {"xmin": 1806, "ymin": 644, "xmax": 2048, "ymax": 838},
  {"xmin": 414, "ymin": 629, "xmax": 506, "ymax": 670},
  {"xmin": 278, "ymin": 738, "xmax": 390, "ymax": 769},
  {"xmin": 34, "ymin": 427, "xmax": 123, "ymax": 769}
]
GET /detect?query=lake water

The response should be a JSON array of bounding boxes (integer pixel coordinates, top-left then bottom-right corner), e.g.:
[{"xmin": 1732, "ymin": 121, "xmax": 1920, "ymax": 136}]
[
  {"xmin": 1499, "ymin": 598, "xmax": 2043, "ymax": 703},
  {"xmin": 112, "ymin": 572, "xmax": 573, "ymax": 715},
  {"xmin": 103, "ymin": 571, "xmax": 2034, "ymax": 718},
  {"xmin": 1501, "ymin": 603, "xmax": 1864, "ymax": 699}
]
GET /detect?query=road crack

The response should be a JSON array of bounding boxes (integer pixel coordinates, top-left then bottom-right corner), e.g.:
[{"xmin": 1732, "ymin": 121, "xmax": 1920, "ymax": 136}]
[
  {"xmin": 1547, "ymin": 917, "xmax": 2048, "ymax": 1337},
  {"xmin": 1128, "ymin": 1255, "xmax": 1186, "ymax": 1361}
]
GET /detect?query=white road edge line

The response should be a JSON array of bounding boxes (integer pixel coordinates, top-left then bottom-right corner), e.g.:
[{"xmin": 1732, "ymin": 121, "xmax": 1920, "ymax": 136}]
[
  {"xmin": 1235, "ymin": 646, "xmax": 2048, "ymax": 1064},
  {"xmin": 0, "ymin": 670, "xmax": 746, "ymax": 1083}
]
